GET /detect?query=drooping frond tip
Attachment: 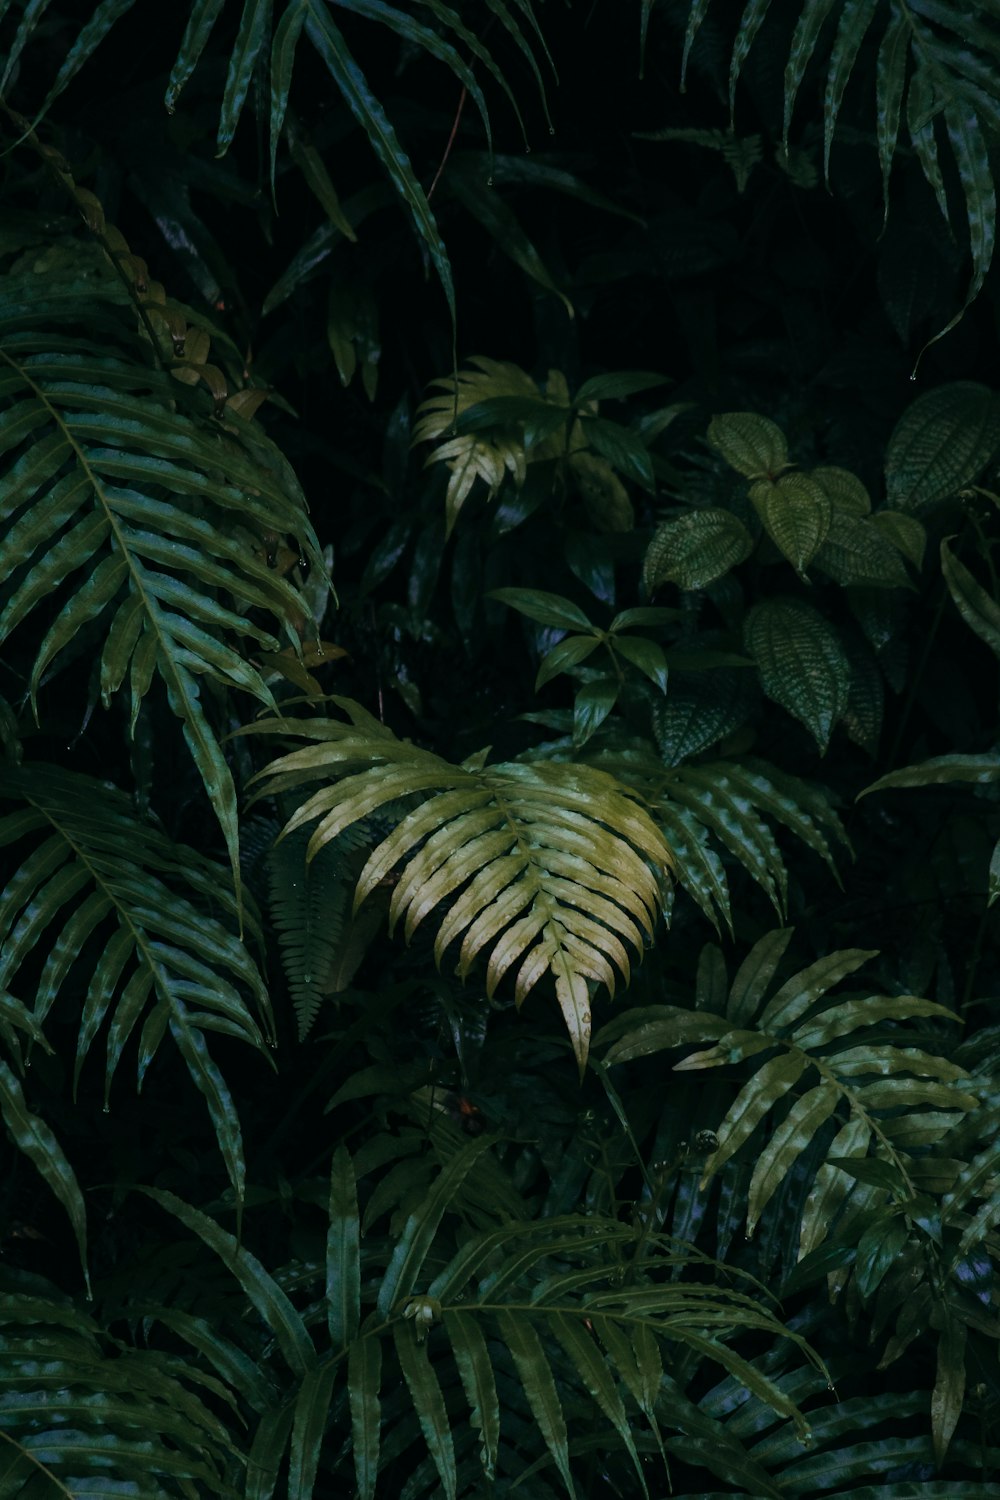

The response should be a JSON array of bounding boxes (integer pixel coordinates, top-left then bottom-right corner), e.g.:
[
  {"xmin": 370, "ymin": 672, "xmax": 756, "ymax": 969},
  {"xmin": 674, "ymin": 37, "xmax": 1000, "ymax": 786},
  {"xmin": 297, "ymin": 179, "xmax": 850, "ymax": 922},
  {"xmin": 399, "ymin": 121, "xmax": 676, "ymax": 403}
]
[{"xmin": 246, "ymin": 699, "xmax": 675, "ymax": 1072}]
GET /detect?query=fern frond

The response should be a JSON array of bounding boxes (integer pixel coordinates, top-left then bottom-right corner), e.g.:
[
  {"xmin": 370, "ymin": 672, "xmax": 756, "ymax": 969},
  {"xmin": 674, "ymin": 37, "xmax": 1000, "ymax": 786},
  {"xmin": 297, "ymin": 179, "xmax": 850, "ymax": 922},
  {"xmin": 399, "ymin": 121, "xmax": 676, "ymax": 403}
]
[
  {"xmin": 0, "ymin": 1267, "xmax": 244, "ymax": 1498},
  {"xmin": 601, "ymin": 932, "xmax": 973, "ymax": 1252},
  {"xmin": 1, "ymin": 1, "xmax": 551, "ymax": 333},
  {"xmin": 684, "ymin": 0, "xmax": 1000, "ymax": 338},
  {"xmin": 246, "ymin": 698, "xmax": 673, "ymax": 1071},
  {"xmin": 588, "ymin": 744, "xmax": 849, "ymax": 932},
  {"xmin": 0, "ymin": 174, "xmax": 325, "ymax": 897},
  {"xmin": 415, "ymin": 357, "xmax": 659, "ymax": 534},
  {"xmin": 146, "ymin": 1138, "xmax": 821, "ymax": 1498},
  {"xmin": 0, "ymin": 763, "xmax": 272, "ymax": 1204},
  {"xmin": 267, "ymin": 820, "xmax": 369, "ymax": 1039}
]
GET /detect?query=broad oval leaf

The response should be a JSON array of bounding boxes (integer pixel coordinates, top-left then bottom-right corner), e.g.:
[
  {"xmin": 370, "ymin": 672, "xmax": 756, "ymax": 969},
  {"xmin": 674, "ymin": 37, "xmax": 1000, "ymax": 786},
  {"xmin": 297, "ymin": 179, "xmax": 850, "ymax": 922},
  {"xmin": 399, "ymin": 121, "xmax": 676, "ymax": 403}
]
[
  {"xmin": 644, "ymin": 508, "xmax": 754, "ymax": 594},
  {"xmin": 885, "ymin": 381, "xmax": 1000, "ymax": 511},
  {"xmin": 707, "ymin": 411, "xmax": 789, "ymax": 479},
  {"xmin": 750, "ymin": 472, "xmax": 832, "ymax": 574},
  {"xmin": 744, "ymin": 597, "xmax": 851, "ymax": 752}
]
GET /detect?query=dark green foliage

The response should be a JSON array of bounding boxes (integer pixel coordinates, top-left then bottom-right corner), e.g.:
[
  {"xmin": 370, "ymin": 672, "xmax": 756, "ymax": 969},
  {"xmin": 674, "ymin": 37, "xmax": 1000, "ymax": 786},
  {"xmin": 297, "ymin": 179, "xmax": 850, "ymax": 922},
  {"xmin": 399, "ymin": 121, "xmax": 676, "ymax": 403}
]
[{"xmin": 2, "ymin": 1, "xmax": 1000, "ymax": 1495}]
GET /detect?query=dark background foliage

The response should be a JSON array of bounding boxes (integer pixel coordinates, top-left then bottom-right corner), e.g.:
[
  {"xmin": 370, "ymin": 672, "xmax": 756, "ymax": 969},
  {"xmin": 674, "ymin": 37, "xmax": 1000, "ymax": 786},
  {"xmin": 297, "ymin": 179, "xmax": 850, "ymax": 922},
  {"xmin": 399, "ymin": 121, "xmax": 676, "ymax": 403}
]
[{"xmin": 4, "ymin": 0, "xmax": 1000, "ymax": 1495}]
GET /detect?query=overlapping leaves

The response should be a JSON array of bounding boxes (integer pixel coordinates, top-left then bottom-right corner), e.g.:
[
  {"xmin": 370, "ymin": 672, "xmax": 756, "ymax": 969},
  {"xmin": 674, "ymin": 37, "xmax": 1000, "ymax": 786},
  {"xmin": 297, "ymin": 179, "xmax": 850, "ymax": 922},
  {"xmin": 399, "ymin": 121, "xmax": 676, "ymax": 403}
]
[
  {"xmin": 599, "ymin": 930, "xmax": 974, "ymax": 1250},
  {"xmin": 138, "ymin": 1131, "xmax": 821, "ymax": 1500},
  {"xmin": 1, "ymin": 0, "xmax": 550, "ymax": 328},
  {"xmin": 0, "ymin": 763, "xmax": 272, "ymax": 1204},
  {"xmin": 245, "ymin": 695, "xmax": 673, "ymax": 1070},
  {"xmin": 0, "ymin": 191, "xmax": 324, "ymax": 893},
  {"xmin": 0, "ymin": 1268, "xmax": 244, "ymax": 1498},
  {"xmin": 682, "ymin": 0, "xmax": 1000, "ymax": 338},
  {"xmin": 588, "ymin": 743, "xmax": 849, "ymax": 933},
  {"xmin": 415, "ymin": 357, "xmax": 665, "ymax": 534}
]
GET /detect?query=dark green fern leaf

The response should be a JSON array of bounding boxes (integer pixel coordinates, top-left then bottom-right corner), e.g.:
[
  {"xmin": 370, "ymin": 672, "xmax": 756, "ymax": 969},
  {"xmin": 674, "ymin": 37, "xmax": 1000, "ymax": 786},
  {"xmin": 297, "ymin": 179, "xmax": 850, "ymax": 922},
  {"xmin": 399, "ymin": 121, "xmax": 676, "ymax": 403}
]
[
  {"xmin": 0, "ymin": 181, "xmax": 325, "ymax": 899},
  {"xmin": 0, "ymin": 763, "xmax": 272, "ymax": 1205},
  {"xmin": 267, "ymin": 820, "xmax": 369, "ymax": 1040}
]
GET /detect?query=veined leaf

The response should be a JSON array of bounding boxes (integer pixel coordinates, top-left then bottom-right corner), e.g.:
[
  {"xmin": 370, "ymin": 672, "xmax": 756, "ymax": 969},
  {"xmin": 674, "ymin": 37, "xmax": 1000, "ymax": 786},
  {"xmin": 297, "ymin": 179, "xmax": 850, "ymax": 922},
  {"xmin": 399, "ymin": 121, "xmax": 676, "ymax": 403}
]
[
  {"xmin": 644, "ymin": 508, "xmax": 754, "ymax": 593},
  {"xmin": 750, "ymin": 472, "xmax": 831, "ymax": 574},
  {"xmin": 707, "ymin": 411, "xmax": 789, "ymax": 478},
  {"xmin": 744, "ymin": 597, "xmax": 851, "ymax": 752},
  {"xmin": 885, "ymin": 382, "xmax": 1000, "ymax": 511},
  {"xmin": 813, "ymin": 464, "xmax": 872, "ymax": 516}
]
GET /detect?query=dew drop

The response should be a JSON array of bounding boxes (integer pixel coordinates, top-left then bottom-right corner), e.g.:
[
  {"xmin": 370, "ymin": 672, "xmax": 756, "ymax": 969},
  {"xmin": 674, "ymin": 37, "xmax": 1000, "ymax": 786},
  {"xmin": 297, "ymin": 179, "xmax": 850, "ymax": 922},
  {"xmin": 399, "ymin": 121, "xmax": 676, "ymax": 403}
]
[
  {"xmin": 102, "ymin": 1104, "xmax": 110, "ymax": 1115},
  {"xmin": 909, "ymin": 371, "xmax": 917, "ymax": 382},
  {"xmin": 549, "ymin": 126, "xmax": 555, "ymax": 136},
  {"xmin": 486, "ymin": 177, "xmax": 494, "ymax": 189},
  {"xmin": 303, "ymin": 973, "xmax": 312, "ymax": 985},
  {"xmin": 525, "ymin": 144, "xmax": 531, "ymax": 155},
  {"xmin": 299, "ymin": 555, "xmax": 308, "ymax": 571}
]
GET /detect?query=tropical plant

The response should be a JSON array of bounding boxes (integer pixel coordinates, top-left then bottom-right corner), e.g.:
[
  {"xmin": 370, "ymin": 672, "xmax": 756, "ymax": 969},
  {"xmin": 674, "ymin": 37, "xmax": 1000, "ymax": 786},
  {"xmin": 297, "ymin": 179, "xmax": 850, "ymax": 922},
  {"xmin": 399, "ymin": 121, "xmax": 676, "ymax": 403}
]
[{"xmin": 3, "ymin": 0, "xmax": 1000, "ymax": 1495}]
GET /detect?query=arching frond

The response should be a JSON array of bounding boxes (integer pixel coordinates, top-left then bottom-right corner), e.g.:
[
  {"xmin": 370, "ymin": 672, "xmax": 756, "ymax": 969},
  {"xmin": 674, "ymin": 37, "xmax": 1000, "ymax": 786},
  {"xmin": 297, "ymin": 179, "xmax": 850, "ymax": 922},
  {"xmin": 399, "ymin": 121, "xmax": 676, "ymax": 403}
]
[
  {"xmin": 0, "ymin": 160, "xmax": 325, "ymax": 895},
  {"xmin": 0, "ymin": 0, "xmax": 552, "ymax": 329},
  {"xmin": 587, "ymin": 744, "xmax": 849, "ymax": 933},
  {"xmin": 0, "ymin": 1267, "xmax": 244, "ymax": 1498},
  {"xmin": 601, "ymin": 933, "xmax": 972, "ymax": 1244},
  {"xmin": 0, "ymin": 763, "xmax": 272, "ymax": 1204},
  {"xmin": 681, "ymin": 0, "xmax": 1000, "ymax": 338},
  {"xmin": 143, "ymin": 1134, "xmax": 821, "ymax": 1499},
  {"xmin": 245, "ymin": 697, "xmax": 673, "ymax": 1071}
]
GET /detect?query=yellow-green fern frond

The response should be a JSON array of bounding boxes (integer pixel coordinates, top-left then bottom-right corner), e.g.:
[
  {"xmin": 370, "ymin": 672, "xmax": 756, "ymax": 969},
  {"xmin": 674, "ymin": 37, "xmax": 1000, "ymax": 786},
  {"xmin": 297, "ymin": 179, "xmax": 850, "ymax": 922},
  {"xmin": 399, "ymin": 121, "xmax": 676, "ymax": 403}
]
[{"xmin": 246, "ymin": 698, "xmax": 674, "ymax": 1071}]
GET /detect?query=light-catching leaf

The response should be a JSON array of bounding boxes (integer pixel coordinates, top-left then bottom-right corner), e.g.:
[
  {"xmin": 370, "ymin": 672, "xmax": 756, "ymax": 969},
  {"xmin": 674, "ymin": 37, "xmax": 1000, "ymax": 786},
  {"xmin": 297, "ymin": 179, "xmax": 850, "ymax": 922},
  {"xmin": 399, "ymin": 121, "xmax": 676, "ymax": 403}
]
[
  {"xmin": 247, "ymin": 699, "xmax": 672, "ymax": 1072},
  {"xmin": 644, "ymin": 509, "xmax": 754, "ymax": 593}
]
